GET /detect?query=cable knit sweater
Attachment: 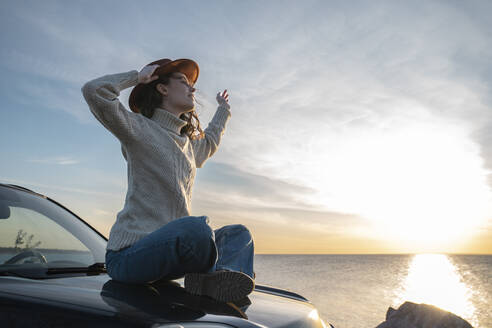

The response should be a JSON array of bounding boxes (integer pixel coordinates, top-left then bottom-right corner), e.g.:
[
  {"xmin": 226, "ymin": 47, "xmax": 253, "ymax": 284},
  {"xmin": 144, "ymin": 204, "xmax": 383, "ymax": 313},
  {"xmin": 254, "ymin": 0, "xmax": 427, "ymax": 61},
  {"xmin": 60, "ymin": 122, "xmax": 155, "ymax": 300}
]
[{"xmin": 81, "ymin": 70, "xmax": 231, "ymax": 251}]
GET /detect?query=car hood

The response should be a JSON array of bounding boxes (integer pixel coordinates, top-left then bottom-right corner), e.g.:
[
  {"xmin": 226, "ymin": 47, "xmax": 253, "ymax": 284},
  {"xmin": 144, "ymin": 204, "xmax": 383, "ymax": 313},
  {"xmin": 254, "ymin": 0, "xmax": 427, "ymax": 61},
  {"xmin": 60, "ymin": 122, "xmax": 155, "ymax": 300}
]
[{"xmin": 0, "ymin": 274, "xmax": 326, "ymax": 328}]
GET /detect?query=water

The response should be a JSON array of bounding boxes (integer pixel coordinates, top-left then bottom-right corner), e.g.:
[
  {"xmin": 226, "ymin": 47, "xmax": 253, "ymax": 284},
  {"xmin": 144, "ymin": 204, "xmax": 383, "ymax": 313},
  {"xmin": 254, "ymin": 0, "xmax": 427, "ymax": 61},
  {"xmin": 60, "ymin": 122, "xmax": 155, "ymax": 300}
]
[{"xmin": 253, "ymin": 254, "xmax": 491, "ymax": 328}]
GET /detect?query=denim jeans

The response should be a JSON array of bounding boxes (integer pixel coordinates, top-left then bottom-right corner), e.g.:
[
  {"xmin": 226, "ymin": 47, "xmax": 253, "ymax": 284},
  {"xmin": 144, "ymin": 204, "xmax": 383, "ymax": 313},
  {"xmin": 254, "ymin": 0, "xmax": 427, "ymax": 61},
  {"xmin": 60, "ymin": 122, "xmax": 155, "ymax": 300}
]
[{"xmin": 105, "ymin": 216, "xmax": 255, "ymax": 284}]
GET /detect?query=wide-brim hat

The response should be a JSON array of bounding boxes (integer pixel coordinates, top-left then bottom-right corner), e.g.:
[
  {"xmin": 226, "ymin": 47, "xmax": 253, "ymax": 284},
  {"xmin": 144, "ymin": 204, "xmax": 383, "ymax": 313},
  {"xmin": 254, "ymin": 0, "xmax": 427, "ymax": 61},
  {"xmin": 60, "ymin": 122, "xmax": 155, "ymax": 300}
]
[{"xmin": 129, "ymin": 58, "xmax": 199, "ymax": 113}]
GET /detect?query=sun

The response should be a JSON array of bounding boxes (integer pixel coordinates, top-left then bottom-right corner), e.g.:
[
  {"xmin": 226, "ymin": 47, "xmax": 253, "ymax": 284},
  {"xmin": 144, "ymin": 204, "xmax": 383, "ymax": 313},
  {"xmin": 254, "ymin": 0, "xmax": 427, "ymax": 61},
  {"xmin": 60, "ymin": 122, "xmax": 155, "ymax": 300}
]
[
  {"xmin": 360, "ymin": 124, "xmax": 490, "ymax": 247},
  {"xmin": 296, "ymin": 119, "xmax": 492, "ymax": 250}
]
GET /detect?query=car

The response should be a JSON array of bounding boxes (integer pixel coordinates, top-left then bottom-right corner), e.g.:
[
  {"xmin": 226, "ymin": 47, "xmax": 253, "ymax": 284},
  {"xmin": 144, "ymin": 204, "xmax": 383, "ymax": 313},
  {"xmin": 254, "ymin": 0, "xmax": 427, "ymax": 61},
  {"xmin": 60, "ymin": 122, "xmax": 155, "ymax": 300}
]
[{"xmin": 0, "ymin": 183, "xmax": 332, "ymax": 328}]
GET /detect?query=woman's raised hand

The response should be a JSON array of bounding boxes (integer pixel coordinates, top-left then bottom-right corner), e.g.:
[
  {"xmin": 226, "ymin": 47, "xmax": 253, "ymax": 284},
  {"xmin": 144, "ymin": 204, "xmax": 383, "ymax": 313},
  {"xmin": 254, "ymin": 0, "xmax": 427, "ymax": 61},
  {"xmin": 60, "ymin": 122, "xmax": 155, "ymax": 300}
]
[
  {"xmin": 138, "ymin": 64, "xmax": 160, "ymax": 84},
  {"xmin": 216, "ymin": 89, "xmax": 230, "ymax": 110}
]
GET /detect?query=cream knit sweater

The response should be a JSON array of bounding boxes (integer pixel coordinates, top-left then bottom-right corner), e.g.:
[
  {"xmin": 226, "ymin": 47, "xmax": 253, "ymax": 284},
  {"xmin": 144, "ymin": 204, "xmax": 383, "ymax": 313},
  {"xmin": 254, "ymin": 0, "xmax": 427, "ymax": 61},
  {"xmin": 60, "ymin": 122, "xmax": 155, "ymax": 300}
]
[{"xmin": 81, "ymin": 70, "xmax": 231, "ymax": 251}]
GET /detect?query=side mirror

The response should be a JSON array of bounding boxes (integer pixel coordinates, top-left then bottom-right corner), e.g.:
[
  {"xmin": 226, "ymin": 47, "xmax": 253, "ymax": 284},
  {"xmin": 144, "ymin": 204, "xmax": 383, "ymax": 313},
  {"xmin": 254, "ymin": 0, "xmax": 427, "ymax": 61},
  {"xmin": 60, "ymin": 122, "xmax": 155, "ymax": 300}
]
[
  {"xmin": 0, "ymin": 203, "xmax": 10, "ymax": 219},
  {"xmin": 0, "ymin": 188, "xmax": 21, "ymax": 219}
]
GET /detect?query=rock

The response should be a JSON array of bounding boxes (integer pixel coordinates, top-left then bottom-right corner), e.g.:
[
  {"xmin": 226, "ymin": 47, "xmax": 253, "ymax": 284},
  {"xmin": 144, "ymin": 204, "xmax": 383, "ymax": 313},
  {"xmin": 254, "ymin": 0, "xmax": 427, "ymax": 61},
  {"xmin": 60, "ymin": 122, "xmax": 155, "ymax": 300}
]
[{"xmin": 375, "ymin": 301, "xmax": 473, "ymax": 328}]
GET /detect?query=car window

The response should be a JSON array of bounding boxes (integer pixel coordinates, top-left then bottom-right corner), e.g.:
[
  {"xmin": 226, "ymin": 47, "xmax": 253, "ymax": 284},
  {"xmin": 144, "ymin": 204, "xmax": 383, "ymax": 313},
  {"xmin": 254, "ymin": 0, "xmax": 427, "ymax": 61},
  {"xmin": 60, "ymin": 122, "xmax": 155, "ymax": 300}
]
[
  {"xmin": 0, "ymin": 186, "xmax": 106, "ymax": 269},
  {"xmin": 0, "ymin": 206, "xmax": 93, "ymax": 265}
]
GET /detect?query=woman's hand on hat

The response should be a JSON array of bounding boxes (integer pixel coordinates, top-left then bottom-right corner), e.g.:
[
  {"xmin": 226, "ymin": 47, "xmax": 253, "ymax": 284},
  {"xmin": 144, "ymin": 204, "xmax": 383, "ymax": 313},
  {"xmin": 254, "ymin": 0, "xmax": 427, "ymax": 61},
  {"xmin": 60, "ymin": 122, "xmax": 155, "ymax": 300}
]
[
  {"xmin": 216, "ymin": 89, "xmax": 230, "ymax": 110},
  {"xmin": 138, "ymin": 64, "xmax": 160, "ymax": 84}
]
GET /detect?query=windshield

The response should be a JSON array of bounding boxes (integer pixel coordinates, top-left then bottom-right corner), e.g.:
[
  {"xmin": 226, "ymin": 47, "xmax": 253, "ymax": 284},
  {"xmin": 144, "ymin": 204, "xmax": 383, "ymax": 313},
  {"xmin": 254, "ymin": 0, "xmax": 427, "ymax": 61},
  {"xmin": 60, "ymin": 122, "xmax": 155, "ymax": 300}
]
[{"xmin": 0, "ymin": 185, "xmax": 107, "ymax": 274}]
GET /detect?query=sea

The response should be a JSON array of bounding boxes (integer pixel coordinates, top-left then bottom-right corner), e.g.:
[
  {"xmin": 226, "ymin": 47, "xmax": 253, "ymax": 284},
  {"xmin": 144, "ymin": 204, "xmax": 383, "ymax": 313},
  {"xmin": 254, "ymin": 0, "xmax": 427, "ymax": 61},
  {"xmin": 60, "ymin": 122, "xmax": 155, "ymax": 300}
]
[{"xmin": 253, "ymin": 254, "xmax": 491, "ymax": 328}]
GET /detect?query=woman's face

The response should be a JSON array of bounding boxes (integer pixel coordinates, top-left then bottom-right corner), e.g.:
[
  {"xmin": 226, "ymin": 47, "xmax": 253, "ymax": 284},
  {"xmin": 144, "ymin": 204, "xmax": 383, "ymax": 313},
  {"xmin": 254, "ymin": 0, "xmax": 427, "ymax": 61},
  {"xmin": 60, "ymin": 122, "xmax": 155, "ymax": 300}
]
[{"xmin": 158, "ymin": 72, "xmax": 196, "ymax": 113}]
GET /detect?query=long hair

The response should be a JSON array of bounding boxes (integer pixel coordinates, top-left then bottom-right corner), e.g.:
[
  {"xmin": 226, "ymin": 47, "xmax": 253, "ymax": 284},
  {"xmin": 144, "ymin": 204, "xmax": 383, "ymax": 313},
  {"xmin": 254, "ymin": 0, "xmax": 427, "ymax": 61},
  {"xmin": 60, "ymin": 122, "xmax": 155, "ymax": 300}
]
[{"xmin": 138, "ymin": 73, "xmax": 204, "ymax": 140}]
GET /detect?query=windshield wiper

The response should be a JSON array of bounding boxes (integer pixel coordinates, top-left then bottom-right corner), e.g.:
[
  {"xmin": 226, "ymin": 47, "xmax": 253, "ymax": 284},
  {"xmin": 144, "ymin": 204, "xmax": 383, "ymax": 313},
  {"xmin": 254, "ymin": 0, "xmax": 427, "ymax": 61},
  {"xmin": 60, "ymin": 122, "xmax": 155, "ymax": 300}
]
[
  {"xmin": 0, "ymin": 263, "xmax": 106, "ymax": 279},
  {"xmin": 46, "ymin": 262, "xmax": 106, "ymax": 275},
  {"xmin": 0, "ymin": 270, "xmax": 43, "ymax": 279},
  {"xmin": 0, "ymin": 266, "xmax": 49, "ymax": 279}
]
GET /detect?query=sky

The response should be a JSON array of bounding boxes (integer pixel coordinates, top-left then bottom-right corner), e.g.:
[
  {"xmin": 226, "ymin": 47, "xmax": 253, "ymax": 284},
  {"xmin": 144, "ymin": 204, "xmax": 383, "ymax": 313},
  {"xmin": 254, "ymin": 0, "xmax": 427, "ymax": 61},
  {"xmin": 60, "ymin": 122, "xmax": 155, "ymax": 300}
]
[{"xmin": 1, "ymin": 0, "xmax": 491, "ymax": 254}]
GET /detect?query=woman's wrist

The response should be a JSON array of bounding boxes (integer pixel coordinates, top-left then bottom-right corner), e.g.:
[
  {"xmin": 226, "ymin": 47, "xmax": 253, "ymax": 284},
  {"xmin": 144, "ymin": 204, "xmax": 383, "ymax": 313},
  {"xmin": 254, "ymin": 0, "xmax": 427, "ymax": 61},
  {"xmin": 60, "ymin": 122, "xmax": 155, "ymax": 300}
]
[
  {"xmin": 218, "ymin": 102, "xmax": 230, "ymax": 111},
  {"xmin": 217, "ymin": 104, "xmax": 232, "ymax": 117},
  {"xmin": 118, "ymin": 70, "xmax": 140, "ymax": 90}
]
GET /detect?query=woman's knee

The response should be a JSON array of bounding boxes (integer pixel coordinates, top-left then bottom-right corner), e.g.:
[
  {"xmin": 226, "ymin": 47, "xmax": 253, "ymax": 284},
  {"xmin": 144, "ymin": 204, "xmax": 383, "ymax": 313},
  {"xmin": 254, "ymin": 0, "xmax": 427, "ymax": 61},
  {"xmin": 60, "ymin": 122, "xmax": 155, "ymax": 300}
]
[
  {"xmin": 221, "ymin": 224, "xmax": 253, "ymax": 240},
  {"xmin": 215, "ymin": 224, "xmax": 254, "ymax": 252},
  {"xmin": 231, "ymin": 224, "xmax": 251, "ymax": 234},
  {"xmin": 177, "ymin": 218, "xmax": 215, "ymax": 254},
  {"xmin": 182, "ymin": 217, "xmax": 214, "ymax": 240}
]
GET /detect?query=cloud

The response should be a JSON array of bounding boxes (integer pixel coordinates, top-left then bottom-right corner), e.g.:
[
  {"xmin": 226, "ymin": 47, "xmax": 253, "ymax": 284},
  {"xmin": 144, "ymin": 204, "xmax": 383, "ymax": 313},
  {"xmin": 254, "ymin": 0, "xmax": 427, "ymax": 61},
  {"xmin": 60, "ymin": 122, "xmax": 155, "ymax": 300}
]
[
  {"xmin": 194, "ymin": 162, "xmax": 316, "ymax": 209},
  {"xmin": 193, "ymin": 162, "xmax": 368, "ymax": 235},
  {"xmin": 0, "ymin": 1, "xmax": 154, "ymax": 123},
  {"xmin": 27, "ymin": 156, "xmax": 79, "ymax": 165},
  {"xmin": 0, "ymin": 177, "xmax": 119, "ymax": 199}
]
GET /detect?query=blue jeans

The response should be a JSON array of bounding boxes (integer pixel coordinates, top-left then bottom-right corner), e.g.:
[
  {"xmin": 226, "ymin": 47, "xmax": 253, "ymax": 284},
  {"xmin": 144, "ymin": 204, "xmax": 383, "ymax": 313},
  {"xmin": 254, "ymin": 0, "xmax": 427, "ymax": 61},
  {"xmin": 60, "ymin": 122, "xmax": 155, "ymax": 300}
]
[{"xmin": 105, "ymin": 216, "xmax": 255, "ymax": 284}]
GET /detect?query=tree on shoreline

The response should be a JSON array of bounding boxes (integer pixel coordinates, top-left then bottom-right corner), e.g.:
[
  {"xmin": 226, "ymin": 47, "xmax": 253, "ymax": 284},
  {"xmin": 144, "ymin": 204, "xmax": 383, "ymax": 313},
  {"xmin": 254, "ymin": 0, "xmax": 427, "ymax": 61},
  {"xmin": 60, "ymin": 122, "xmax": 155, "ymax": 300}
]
[{"xmin": 14, "ymin": 229, "xmax": 41, "ymax": 251}]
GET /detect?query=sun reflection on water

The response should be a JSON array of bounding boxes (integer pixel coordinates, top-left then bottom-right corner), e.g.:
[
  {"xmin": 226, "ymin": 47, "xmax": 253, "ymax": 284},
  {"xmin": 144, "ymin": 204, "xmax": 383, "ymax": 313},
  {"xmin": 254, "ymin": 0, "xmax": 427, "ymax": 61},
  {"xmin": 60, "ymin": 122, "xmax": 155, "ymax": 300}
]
[{"xmin": 394, "ymin": 254, "xmax": 478, "ymax": 326}]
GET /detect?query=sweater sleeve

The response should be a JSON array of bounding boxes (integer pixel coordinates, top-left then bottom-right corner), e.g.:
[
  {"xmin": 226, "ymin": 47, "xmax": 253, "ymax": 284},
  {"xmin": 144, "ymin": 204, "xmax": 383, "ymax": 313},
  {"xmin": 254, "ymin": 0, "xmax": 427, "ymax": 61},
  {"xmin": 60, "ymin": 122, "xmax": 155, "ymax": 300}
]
[
  {"xmin": 191, "ymin": 105, "xmax": 231, "ymax": 168},
  {"xmin": 81, "ymin": 70, "xmax": 140, "ymax": 142}
]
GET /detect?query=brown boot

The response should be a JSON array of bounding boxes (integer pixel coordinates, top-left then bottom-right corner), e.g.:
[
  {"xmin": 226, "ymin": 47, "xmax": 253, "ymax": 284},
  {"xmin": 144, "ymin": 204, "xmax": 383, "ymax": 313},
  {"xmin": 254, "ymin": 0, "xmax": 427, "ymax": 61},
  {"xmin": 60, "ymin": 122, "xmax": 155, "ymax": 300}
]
[{"xmin": 184, "ymin": 270, "xmax": 255, "ymax": 302}]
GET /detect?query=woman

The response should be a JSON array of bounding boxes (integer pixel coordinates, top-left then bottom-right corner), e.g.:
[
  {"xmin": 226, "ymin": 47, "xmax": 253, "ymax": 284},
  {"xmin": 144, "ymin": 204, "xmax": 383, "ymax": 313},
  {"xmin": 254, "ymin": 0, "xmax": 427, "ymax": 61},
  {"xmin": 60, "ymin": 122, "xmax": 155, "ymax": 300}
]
[{"xmin": 81, "ymin": 58, "xmax": 255, "ymax": 302}]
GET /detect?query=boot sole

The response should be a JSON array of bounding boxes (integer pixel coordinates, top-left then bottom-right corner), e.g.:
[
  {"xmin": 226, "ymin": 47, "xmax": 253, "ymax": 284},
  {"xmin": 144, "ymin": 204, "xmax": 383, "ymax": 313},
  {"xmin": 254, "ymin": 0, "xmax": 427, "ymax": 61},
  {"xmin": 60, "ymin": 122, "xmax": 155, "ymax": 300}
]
[{"xmin": 184, "ymin": 271, "xmax": 255, "ymax": 302}]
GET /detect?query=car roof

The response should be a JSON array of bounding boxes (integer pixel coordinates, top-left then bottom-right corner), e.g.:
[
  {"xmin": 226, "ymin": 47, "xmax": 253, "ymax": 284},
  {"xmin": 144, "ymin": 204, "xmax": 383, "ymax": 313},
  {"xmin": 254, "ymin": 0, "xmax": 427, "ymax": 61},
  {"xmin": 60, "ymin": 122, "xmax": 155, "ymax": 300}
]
[{"xmin": 0, "ymin": 183, "xmax": 45, "ymax": 196}]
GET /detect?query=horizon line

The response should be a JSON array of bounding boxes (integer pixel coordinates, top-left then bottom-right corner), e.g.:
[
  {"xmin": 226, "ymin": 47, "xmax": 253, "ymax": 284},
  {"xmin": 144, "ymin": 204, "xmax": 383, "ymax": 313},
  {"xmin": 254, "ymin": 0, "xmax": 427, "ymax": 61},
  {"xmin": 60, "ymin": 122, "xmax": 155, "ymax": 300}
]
[{"xmin": 255, "ymin": 252, "xmax": 492, "ymax": 255}]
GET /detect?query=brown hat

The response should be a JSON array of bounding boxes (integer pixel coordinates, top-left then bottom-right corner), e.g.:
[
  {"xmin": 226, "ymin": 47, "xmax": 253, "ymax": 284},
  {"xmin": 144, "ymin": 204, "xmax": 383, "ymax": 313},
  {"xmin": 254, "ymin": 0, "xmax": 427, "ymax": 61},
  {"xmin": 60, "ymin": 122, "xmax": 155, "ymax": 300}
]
[{"xmin": 129, "ymin": 58, "xmax": 199, "ymax": 113}]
